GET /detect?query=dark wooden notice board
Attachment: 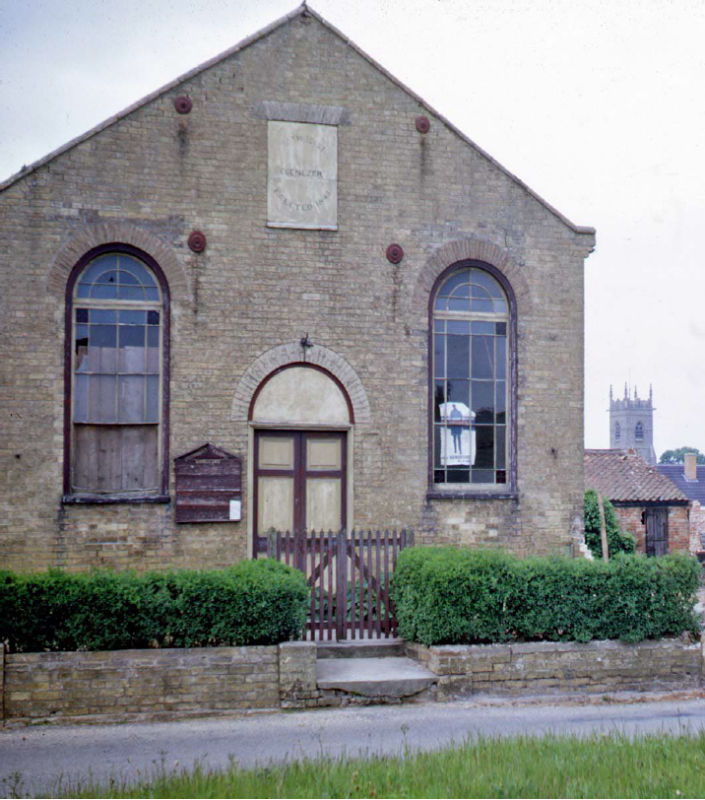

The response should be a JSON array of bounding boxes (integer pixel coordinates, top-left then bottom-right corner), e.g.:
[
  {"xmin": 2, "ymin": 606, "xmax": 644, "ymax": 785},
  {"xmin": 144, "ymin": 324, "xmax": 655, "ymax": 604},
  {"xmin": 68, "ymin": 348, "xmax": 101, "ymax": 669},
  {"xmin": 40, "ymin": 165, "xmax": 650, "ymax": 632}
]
[{"xmin": 174, "ymin": 443, "xmax": 241, "ymax": 523}]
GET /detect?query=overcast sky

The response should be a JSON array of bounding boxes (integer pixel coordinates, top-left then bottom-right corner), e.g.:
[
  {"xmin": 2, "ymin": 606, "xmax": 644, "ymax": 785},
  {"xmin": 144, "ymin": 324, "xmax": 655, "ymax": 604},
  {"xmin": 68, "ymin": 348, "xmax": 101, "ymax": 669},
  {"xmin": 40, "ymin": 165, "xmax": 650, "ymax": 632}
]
[{"xmin": 2, "ymin": 0, "xmax": 704, "ymax": 458}]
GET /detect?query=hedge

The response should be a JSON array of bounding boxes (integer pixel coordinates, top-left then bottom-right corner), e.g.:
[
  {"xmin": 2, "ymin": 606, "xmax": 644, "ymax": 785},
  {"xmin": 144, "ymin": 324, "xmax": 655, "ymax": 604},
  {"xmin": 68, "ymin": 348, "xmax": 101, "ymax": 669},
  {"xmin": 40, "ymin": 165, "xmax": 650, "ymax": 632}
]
[
  {"xmin": 391, "ymin": 547, "xmax": 701, "ymax": 646},
  {"xmin": 0, "ymin": 558, "xmax": 309, "ymax": 653}
]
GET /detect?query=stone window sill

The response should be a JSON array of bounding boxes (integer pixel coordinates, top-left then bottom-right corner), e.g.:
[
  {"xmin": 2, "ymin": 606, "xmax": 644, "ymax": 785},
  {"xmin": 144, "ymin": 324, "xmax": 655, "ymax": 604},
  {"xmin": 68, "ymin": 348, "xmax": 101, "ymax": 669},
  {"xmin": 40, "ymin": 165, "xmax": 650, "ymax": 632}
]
[
  {"xmin": 426, "ymin": 490, "xmax": 518, "ymax": 501},
  {"xmin": 62, "ymin": 494, "xmax": 171, "ymax": 506}
]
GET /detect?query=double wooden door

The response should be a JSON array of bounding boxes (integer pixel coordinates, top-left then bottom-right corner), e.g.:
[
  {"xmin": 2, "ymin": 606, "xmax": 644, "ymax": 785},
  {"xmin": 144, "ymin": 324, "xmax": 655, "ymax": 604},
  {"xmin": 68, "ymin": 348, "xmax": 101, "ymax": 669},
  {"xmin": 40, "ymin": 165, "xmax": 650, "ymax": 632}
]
[{"xmin": 254, "ymin": 430, "xmax": 347, "ymax": 554}]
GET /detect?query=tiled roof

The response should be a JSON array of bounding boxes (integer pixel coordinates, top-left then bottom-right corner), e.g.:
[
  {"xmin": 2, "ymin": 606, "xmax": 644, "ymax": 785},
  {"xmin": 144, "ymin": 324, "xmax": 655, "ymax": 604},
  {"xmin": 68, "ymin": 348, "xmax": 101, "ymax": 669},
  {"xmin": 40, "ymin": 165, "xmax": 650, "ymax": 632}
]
[
  {"xmin": 656, "ymin": 464, "xmax": 705, "ymax": 505},
  {"xmin": 584, "ymin": 449, "xmax": 688, "ymax": 503}
]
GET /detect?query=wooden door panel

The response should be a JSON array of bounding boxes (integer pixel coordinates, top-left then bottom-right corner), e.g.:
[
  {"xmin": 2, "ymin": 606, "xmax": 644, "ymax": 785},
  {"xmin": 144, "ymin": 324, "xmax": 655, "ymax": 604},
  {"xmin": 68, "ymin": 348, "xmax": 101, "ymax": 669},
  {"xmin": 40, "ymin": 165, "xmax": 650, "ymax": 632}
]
[
  {"xmin": 306, "ymin": 477, "xmax": 342, "ymax": 531},
  {"xmin": 257, "ymin": 476, "xmax": 294, "ymax": 533},
  {"xmin": 306, "ymin": 437, "xmax": 341, "ymax": 470}
]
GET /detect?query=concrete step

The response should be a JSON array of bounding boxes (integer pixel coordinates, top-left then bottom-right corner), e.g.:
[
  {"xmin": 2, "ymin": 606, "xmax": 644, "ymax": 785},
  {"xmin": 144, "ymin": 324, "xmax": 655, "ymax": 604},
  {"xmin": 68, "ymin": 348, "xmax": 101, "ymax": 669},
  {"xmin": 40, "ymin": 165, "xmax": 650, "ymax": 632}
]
[
  {"xmin": 316, "ymin": 637, "xmax": 405, "ymax": 659},
  {"xmin": 316, "ymin": 656, "xmax": 437, "ymax": 698}
]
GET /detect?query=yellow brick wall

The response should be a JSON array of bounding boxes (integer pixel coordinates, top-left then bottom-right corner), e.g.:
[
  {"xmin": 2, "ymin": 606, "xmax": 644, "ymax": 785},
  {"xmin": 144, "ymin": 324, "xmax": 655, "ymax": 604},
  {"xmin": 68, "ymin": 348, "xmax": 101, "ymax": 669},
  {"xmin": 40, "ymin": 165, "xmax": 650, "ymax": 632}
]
[{"xmin": 0, "ymin": 12, "xmax": 594, "ymax": 572}]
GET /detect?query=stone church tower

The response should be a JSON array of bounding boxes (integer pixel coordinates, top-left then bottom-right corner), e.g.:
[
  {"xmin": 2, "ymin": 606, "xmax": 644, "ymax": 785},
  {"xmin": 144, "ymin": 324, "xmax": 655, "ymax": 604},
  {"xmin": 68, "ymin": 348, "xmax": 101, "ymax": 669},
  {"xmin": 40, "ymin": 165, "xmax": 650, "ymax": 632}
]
[{"xmin": 609, "ymin": 384, "xmax": 657, "ymax": 464}]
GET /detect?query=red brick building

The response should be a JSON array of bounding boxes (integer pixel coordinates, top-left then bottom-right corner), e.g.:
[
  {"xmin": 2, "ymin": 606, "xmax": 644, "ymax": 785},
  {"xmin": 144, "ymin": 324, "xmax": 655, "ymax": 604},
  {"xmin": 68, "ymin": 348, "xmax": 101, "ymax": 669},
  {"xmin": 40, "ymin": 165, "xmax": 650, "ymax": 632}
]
[{"xmin": 584, "ymin": 449, "xmax": 690, "ymax": 555}]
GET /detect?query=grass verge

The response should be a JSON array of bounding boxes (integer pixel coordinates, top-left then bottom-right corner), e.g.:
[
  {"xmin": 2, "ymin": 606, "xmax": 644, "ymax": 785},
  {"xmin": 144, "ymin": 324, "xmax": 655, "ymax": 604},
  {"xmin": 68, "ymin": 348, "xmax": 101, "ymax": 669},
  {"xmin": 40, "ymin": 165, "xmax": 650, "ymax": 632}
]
[{"xmin": 59, "ymin": 731, "xmax": 705, "ymax": 798}]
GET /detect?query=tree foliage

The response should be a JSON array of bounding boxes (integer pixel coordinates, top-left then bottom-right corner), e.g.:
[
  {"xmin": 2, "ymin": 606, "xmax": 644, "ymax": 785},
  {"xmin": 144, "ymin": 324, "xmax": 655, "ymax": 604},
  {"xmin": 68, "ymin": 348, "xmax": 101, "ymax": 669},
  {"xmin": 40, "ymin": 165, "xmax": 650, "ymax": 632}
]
[
  {"xmin": 583, "ymin": 489, "xmax": 635, "ymax": 558},
  {"xmin": 659, "ymin": 447, "xmax": 705, "ymax": 465}
]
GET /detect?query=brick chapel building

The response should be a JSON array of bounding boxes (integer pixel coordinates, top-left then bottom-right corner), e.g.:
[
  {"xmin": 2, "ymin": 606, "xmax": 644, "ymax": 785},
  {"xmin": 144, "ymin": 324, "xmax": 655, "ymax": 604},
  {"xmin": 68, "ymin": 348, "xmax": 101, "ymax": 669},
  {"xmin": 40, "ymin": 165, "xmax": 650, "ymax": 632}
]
[{"xmin": 0, "ymin": 5, "xmax": 595, "ymax": 572}]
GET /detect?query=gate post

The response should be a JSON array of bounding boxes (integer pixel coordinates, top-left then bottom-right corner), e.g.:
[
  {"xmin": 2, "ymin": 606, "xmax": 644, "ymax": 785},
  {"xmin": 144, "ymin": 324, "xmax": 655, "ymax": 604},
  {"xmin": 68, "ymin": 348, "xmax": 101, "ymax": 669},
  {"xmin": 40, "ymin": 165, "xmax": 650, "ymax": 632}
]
[
  {"xmin": 335, "ymin": 529, "xmax": 347, "ymax": 640},
  {"xmin": 294, "ymin": 529, "xmax": 306, "ymax": 574}
]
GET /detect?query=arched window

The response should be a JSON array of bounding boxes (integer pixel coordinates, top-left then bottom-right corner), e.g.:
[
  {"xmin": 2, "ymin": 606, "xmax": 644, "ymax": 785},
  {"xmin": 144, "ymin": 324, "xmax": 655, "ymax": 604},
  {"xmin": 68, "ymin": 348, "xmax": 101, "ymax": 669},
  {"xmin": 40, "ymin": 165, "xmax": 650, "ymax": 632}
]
[
  {"xmin": 635, "ymin": 421, "xmax": 644, "ymax": 441},
  {"xmin": 64, "ymin": 246, "xmax": 169, "ymax": 499},
  {"xmin": 431, "ymin": 261, "xmax": 511, "ymax": 487},
  {"xmin": 615, "ymin": 422, "xmax": 621, "ymax": 441}
]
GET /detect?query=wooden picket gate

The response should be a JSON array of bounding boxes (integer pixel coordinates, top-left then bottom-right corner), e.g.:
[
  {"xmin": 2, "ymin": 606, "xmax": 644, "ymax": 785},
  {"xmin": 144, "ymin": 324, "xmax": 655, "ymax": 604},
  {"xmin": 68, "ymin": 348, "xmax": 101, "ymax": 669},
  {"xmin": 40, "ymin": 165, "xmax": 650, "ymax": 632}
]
[{"xmin": 265, "ymin": 529, "xmax": 413, "ymax": 640}]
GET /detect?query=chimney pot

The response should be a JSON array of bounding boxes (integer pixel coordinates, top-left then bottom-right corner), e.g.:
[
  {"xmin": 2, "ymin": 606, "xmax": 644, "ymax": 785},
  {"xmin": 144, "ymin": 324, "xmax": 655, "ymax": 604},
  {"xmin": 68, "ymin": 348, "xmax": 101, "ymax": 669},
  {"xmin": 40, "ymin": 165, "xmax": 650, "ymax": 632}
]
[{"xmin": 684, "ymin": 452, "xmax": 697, "ymax": 481}]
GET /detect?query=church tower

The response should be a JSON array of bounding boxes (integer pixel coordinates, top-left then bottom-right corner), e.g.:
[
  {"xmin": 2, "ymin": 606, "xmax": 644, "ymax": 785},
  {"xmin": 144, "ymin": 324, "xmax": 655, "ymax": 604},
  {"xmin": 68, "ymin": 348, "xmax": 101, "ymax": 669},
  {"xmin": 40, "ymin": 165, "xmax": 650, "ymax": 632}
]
[{"xmin": 609, "ymin": 384, "xmax": 657, "ymax": 464}]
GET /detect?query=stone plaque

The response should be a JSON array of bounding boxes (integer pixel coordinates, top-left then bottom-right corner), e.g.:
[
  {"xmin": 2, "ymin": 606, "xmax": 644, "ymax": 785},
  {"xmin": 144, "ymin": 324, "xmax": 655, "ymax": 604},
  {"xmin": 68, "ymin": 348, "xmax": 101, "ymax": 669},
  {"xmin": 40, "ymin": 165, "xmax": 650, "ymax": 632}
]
[{"xmin": 267, "ymin": 121, "xmax": 337, "ymax": 230}]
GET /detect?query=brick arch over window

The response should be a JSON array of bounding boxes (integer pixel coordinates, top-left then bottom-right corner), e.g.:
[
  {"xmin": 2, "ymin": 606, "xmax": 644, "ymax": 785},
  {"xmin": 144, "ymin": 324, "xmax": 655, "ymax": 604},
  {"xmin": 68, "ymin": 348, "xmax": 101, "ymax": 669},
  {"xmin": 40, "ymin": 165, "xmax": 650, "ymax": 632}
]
[
  {"xmin": 231, "ymin": 343, "xmax": 372, "ymax": 425},
  {"xmin": 410, "ymin": 236, "xmax": 532, "ymax": 323},
  {"xmin": 48, "ymin": 222, "xmax": 189, "ymax": 300}
]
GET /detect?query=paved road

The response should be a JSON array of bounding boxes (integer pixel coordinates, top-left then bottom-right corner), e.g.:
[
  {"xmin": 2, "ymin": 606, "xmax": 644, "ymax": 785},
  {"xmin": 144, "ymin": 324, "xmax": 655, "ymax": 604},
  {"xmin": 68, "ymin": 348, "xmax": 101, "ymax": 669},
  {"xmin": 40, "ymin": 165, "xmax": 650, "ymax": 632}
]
[{"xmin": 3, "ymin": 696, "xmax": 705, "ymax": 797}]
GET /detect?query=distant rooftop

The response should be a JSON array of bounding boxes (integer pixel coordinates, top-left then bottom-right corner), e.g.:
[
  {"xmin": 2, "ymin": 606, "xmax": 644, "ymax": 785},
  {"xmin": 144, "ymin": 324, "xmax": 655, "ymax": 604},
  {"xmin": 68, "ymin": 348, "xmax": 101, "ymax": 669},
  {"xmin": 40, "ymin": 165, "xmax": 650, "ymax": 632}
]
[
  {"xmin": 656, "ymin": 464, "xmax": 705, "ymax": 506},
  {"xmin": 584, "ymin": 449, "xmax": 687, "ymax": 503}
]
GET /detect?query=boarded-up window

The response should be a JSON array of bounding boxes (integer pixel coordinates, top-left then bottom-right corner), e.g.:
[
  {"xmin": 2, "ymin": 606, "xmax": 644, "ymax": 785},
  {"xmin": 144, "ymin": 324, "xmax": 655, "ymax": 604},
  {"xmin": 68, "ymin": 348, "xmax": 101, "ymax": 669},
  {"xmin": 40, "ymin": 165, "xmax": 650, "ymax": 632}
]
[{"xmin": 70, "ymin": 252, "xmax": 164, "ymax": 495}]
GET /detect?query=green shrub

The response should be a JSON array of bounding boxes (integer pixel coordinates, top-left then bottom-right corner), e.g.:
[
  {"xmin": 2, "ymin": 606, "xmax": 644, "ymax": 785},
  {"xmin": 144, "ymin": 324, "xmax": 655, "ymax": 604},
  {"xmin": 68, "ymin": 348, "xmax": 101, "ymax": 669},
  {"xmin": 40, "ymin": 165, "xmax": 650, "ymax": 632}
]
[
  {"xmin": 0, "ymin": 559, "xmax": 308, "ymax": 653},
  {"xmin": 583, "ymin": 489, "xmax": 635, "ymax": 557},
  {"xmin": 391, "ymin": 547, "xmax": 700, "ymax": 646}
]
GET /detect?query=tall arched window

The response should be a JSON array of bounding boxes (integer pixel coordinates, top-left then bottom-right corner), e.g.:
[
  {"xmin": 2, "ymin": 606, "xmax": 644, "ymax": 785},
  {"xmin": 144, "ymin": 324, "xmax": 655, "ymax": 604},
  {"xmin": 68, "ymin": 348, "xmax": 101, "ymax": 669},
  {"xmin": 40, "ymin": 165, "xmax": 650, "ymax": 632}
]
[
  {"xmin": 431, "ymin": 261, "xmax": 511, "ymax": 487},
  {"xmin": 64, "ymin": 246, "xmax": 169, "ymax": 499},
  {"xmin": 635, "ymin": 421, "xmax": 644, "ymax": 441},
  {"xmin": 615, "ymin": 422, "xmax": 621, "ymax": 441}
]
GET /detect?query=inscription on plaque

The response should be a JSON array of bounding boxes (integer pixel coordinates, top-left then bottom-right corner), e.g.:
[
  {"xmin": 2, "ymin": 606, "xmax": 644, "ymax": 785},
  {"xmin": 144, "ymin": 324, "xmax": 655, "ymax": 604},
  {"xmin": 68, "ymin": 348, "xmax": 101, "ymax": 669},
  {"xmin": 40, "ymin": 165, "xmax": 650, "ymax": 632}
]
[{"xmin": 267, "ymin": 121, "xmax": 337, "ymax": 230}]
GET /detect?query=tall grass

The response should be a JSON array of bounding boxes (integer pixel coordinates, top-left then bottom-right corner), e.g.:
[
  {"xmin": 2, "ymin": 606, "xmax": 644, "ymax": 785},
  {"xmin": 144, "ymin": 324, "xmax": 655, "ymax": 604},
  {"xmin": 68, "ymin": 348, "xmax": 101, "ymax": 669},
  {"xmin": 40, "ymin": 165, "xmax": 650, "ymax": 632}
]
[{"xmin": 64, "ymin": 731, "xmax": 705, "ymax": 798}]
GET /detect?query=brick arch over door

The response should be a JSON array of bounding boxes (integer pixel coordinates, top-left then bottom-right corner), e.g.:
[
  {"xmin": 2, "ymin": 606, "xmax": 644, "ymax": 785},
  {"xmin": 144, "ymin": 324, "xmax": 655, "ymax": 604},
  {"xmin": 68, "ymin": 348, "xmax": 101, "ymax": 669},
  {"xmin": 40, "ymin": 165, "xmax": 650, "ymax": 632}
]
[
  {"xmin": 231, "ymin": 342, "xmax": 372, "ymax": 425},
  {"xmin": 410, "ymin": 236, "xmax": 532, "ymax": 323},
  {"xmin": 47, "ymin": 222, "xmax": 189, "ymax": 300}
]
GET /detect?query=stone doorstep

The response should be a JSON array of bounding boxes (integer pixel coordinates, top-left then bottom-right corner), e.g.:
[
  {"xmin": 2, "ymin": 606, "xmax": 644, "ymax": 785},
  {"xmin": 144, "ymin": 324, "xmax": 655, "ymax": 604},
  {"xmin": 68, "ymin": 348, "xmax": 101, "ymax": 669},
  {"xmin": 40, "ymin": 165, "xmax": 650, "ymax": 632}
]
[
  {"xmin": 316, "ymin": 637, "xmax": 405, "ymax": 659},
  {"xmin": 316, "ymin": 656, "xmax": 437, "ymax": 698}
]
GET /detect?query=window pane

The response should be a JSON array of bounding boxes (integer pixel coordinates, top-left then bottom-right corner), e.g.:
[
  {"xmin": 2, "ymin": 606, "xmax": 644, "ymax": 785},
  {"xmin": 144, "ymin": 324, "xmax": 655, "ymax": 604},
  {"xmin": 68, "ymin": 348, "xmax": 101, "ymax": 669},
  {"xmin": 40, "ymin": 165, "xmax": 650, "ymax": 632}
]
[
  {"xmin": 119, "ymin": 376, "xmax": 145, "ymax": 422},
  {"xmin": 147, "ymin": 310, "xmax": 160, "ymax": 325},
  {"xmin": 96, "ymin": 341, "xmax": 117, "ymax": 373},
  {"xmin": 76, "ymin": 308, "xmax": 88, "ymax": 323},
  {"xmin": 75, "ymin": 325, "xmax": 89, "ymax": 372},
  {"xmin": 447, "ymin": 467, "xmax": 470, "ymax": 483},
  {"xmin": 433, "ymin": 335, "xmax": 445, "ymax": 379},
  {"xmin": 119, "ymin": 310, "xmax": 146, "ymax": 324},
  {"xmin": 91, "ymin": 324, "xmax": 116, "ymax": 348},
  {"xmin": 119, "ymin": 346, "xmax": 145, "ymax": 373},
  {"xmin": 119, "ymin": 325, "xmax": 145, "ymax": 348},
  {"xmin": 470, "ymin": 268, "xmax": 503, "ymax": 297},
  {"xmin": 471, "ymin": 469, "xmax": 494, "ymax": 484},
  {"xmin": 434, "ymin": 382, "xmax": 444, "ymax": 422},
  {"xmin": 496, "ymin": 427, "xmax": 506, "ymax": 469},
  {"xmin": 90, "ymin": 309, "xmax": 116, "ymax": 323},
  {"xmin": 448, "ymin": 295, "xmax": 471, "ymax": 312},
  {"xmin": 119, "ymin": 285, "xmax": 146, "ymax": 301},
  {"xmin": 471, "ymin": 336, "xmax": 493, "ymax": 379},
  {"xmin": 433, "ymin": 426, "xmax": 442, "ymax": 469},
  {"xmin": 474, "ymin": 425, "xmax": 494, "ymax": 469},
  {"xmin": 437, "ymin": 270, "xmax": 467, "ymax": 299},
  {"xmin": 74, "ymin": 374, "xmax": 89, "ymax": 422},
  {"xmin": 446, "ymin": 379, "xmax": 469, "ymax": 408},
  {"xmin": 447, "ymin": 320, "xmax": 470, "ymax": 335},
  {"xmin": 146, "ymin": 375, "xmax": 159, "ymax": 422},
  {"xmin": 471, "ymin": 381, "xmax": 494, "ymax": 423},
  {"xmin": 496, "ymin": 337, "xmax": 506, "ymax": 378},
  {"xmin": 447, "ymin": 335, "xmax": 469, "ymax": 378},
  {"xmin": 495, "ymin": 381, "xmax": 506, "ymax": 424},
  {"xmin": 89, "ymin": 375, "xmax": 117, "ymax": 422},
  {"xmin": 470, "ymin": 297, "xmax": 493, "ymax": 313}
]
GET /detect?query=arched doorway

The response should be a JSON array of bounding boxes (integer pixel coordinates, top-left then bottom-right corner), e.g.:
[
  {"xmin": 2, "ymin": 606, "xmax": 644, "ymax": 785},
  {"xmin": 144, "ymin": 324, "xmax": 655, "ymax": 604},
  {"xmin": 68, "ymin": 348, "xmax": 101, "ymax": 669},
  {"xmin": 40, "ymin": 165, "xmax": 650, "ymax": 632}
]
[{"xmin": 249, "ymin": 364, "xmax": 353, "ymax": 554}]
